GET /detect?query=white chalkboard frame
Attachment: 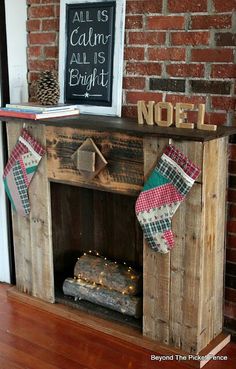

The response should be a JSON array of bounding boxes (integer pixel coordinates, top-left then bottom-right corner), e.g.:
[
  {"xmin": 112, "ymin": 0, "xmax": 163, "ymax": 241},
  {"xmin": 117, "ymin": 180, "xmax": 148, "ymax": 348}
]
[{"xmin": 59, "ymin": 0, "xmax": 126, "ymax": 117}]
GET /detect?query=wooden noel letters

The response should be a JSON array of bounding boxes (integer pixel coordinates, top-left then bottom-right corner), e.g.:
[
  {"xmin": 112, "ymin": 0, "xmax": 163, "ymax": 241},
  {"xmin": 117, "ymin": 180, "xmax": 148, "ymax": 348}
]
[{"xmin": 137, "ymin": 100, "xmax": 217, "ymax": 131}]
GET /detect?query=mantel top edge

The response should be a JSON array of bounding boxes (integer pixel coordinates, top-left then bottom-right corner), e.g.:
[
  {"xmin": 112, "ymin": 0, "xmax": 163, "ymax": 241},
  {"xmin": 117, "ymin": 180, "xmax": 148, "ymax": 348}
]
[{"xmin": 1, "ymin": 114, "xmax": 236, "ymax": 142}]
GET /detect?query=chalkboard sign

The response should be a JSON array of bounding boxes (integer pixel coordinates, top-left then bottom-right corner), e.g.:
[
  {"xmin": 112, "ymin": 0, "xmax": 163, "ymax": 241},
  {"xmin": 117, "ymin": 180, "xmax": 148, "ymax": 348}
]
[
  {"xmin": 59, "ymin": 0, "xmax": 126, "ymax": 116},
  {"xmin": 65, "ymin": 2, "xmax": 115, "ymax": 106}
]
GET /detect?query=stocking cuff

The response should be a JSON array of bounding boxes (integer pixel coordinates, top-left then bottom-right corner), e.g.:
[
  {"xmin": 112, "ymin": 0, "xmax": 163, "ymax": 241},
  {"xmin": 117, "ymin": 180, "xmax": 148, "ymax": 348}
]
[
  {"xmin": 164, "ymin": 145, "xmax": 200, "ymax": 180},
  {"xmin": 3, "ymin": 129, "xmax": 46, "ymax": 178},
  {"xmin": 21, "ymin": 129, "xmax": 46, "ymax": 157}
]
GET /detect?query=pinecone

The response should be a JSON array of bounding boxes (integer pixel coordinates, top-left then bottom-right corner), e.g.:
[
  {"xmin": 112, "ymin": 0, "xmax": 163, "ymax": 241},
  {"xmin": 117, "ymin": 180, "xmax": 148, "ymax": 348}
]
[{"xmin": 36, "ymin": 70, "xmax": 60, "ymax": 105}]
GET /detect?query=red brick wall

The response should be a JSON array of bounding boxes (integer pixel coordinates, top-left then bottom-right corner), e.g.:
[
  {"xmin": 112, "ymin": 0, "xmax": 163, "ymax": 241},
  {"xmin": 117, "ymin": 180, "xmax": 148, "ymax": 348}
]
[
  {"xmin": 123, "ymin": 0, "xmax": 235, "ymax": 124},
  {"xmin": 27, "ymin": 0, "xmax": 60, "ymax": 94},
  {"xmin": 26, "ymin": 0, "xmax": 236, "ymax": 335}
]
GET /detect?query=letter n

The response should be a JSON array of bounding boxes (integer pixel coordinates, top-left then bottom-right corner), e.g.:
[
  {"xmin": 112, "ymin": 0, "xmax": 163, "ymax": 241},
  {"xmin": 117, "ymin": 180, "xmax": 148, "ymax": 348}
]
[{"xmin": 137, "ymin": 101, "xmax": 155, "ymax": 125}]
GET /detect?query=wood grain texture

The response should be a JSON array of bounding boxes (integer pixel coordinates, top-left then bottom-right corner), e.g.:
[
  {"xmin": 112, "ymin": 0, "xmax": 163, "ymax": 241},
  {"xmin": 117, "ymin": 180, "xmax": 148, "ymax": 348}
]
[
  {"xmin": 5, "ymin": 285, "xmax": 234, "ymax": 369},
  {"xmin": 6, "ymin": 122, "xmax": 54, "ymax": 302},
  {"xmin": 6, "ymin": 123, "xmax": 32, "ymax": 295},
  {"xmin": 28, "ymin": 124, "xmax": 54, "ymax": 302},
  {"xmin": 6, "ymin": 120, "xmax": 229, "ymax": 355},
  {"xmin": 46, "ymin": 126, "xmax": 144, "ymax": 195},
  {"xmin": 213, "ymin": 138, "xmax": 228, "ymax": 338},
  {"xmin": 2, "ymin": 114, "xmax": 236, "ymax": 141},
  {"xmin": 63, "ymin": 278, "xmax": 142, "ymax": 318},
  {"xmin": 170, "ymin": 141, "xmax": 203, "ymax": 353},
  {"xmin": 143, "ymin": 137, "xmax": 171, "ymax": 344},
  {"xmin": 199, "ymin": 138, "xmax": 228, "ymax": 350},
  {"xmin": 142, "ymin": 138, "xmax": 228, "ymax": 353},
  {"xmin": 170, "ymin": 183, "xmax": 203, "ymax": 353}
]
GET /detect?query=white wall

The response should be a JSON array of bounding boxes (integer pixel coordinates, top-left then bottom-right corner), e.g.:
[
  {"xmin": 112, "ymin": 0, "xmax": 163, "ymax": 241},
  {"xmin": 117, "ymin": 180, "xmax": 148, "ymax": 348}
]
[
  {"xmin": 5, "ymin": 0, "xmax": 28, "ymax": 103},
  {"xmin": 0, "ymin": 0, "xmax": 28, "ymax": 282},
  {"xmin": 0, "ymin": 105, "xmax": 10, "ymax": 283}
]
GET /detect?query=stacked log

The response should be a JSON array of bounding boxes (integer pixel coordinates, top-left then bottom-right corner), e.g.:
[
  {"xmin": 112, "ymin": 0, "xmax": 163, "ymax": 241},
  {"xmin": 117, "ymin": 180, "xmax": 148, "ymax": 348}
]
[
  {"xmin": 63, "ymin": 254, "xmax": 142, "ymax": 318},
  {"xmin": 63, "ymin": 278, "xmax": 142, "ymax": 318},
  {"xmin": 74, "ymin": 254, "xmax": 142, "ymax": 295}
]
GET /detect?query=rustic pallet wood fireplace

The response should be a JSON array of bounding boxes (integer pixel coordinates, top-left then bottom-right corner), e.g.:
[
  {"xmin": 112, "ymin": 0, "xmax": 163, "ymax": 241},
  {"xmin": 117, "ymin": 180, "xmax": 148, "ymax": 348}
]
[{"xmin": 4, "ymin": 115, "xmax": 236, "ymax": 368}]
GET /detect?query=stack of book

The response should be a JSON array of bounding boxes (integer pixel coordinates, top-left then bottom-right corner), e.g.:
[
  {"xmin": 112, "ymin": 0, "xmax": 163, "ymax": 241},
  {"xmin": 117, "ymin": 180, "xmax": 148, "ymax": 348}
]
[{"xmin": 0, "ymin": 103, "xmax": 80, "ymax": 120}]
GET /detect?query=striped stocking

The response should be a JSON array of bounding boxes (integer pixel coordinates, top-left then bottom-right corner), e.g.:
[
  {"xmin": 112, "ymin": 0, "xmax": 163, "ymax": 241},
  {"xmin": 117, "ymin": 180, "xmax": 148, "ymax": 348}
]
[
  {"xmin": 135, "ymin": 145, "xmax": 201, "ymax": 253},
  {"xmin": 3, "ymin": 129, "xmax": 46, "ymax": 217}
]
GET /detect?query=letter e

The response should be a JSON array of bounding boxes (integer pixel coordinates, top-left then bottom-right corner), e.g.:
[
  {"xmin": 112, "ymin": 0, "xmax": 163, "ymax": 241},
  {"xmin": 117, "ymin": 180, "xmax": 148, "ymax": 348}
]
[{"xmin": 175, "ymin": 103, "xmax": 194, "ymax": 129}]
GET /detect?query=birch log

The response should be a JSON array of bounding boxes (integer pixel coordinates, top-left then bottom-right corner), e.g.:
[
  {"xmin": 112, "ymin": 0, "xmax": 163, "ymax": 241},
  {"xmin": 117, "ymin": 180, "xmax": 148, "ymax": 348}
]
[
  {"xmin": 74, "ymin": 255, "xmax": 142, "ymax": 295},
  {"xmin": 63, "ymin": 277, "xmax": 142, "ymax": 318}
]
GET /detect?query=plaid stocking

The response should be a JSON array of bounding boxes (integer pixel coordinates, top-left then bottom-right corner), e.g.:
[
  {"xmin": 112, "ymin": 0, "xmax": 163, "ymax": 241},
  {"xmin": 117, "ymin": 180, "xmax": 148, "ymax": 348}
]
[
  {"xmin": 3, "ymin": 129, "xmax": 46, "ymax": 217},
  {"xmin": 135, "ymin": 145, "xmax": 201, "ymax": 253}
]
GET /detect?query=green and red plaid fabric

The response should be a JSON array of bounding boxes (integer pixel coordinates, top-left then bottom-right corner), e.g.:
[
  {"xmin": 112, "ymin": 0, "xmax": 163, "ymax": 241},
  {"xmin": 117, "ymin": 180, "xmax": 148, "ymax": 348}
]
[
  {"xmin": 3, "ymin": 129, "xmax": 46, "ymax": 216},
  {"xmin": 135, "ymin": 145, "xmax": 201, "ymax": 253}
]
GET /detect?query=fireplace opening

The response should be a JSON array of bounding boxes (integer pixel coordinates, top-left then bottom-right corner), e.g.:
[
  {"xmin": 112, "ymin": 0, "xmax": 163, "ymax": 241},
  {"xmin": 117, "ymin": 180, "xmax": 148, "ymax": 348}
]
[{"xmin": 51, "ymin": 182, "xmax": 143, "ymax": 328}]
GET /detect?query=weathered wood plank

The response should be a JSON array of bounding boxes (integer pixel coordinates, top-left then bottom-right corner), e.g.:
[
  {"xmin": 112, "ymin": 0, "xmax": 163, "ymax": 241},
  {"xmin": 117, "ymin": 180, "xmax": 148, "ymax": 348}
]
[
  {"xmin": 213, "ymin": 137, "xmax": 228, "ymax": 338},
  {"xmin": 170, "ymin": 141, "xmax": 203, "ymax": 353},
  {"xmin": 46, "ymin": 126, "xmax": 144, "ymax": 195},
  {"xmin": 6, "ymin": 122, "xmax": 32, "ymax": 294},
  {"xmin": 6, "ymin": 121, "xmax": 54, "ymax": 302},
  {"xmin": 143, "ymin": 137, "xmax": 171, "ymax": 344},
  {"xmin": 63, "ymin": 278, "xmax": 142, "ymax": 318},
  {"xmin": 199, "ymin": 138, "xmax": 228, "ymax": 350},
  {"xmin": 3, "ymin": 114, "xmax": 236, "ymax": 141},
  {"xmin": 28, "ymin": 124, "xmax": 54, "ymax": 302},
  {"xmin": 178, "ymin": 184, "xmax": 203, "ymax": 353}
]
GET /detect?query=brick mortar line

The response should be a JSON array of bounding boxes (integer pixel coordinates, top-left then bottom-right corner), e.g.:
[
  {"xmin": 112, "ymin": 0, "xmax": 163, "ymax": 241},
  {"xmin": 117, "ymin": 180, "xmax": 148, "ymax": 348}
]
[
  {"xmin": 128, "ymin": 46, "xmax": 235, "ymax": 49},
  {"xmin": 206, "ymin": 95, "xmax": 211, "ymax": 112},
  {"xmin": 125, "ymin": 85, "xmax": 233, "ymax": 89},
  {"xmin": 208, "ymin": 0, "xmax": 214, "ymax": 13},
  {"xmin": 141, "ymin": 12, "xmax": 234, "ymax": 15},
  {"xmin": 147, "ymin": 76, "xmax": 234, "ymax": 81},
  {"xmin": 29, "ymin": 30, "xmax": 58, "ymax": 33},
  {"xmin": 162, "ymin": 0, "xmax": 168, "ymax": 15},
  {"xmin": 126, "ymin": 13, "xmax": 163, "ymax": 16},
  {"xmin": 185, "ymin": 46, "xmax": 191, "ymax": 63}
]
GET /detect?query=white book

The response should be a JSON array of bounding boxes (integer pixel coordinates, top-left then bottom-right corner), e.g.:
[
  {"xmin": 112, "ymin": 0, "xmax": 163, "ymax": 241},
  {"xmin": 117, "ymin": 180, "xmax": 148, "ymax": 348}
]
[{"xmin": 6, "ymin": 102, "xmax": 80, "ymax": 113}]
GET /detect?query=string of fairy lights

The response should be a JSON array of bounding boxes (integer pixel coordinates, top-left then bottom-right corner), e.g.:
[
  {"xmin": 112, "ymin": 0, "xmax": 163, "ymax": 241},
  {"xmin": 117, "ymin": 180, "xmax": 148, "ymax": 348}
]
[{"xmin": 73, "ymin": 250, "xmax": 140, "ymax": 296}]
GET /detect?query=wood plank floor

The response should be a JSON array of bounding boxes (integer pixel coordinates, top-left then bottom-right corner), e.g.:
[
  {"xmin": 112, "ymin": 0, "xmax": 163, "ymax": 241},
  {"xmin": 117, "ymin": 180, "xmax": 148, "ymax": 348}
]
[{"xmin": 0, "ymin": 283, "xmax": 236, "ymax": 369}]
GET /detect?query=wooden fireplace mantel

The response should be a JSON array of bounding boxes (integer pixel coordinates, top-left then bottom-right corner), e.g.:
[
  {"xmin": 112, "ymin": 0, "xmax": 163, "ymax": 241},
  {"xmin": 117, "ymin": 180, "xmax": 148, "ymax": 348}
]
[
  {"xmin": 3, "ymin": 114, "xmax": 236, "ymax": 367},
  {"xmin": 2, "ymin": 113, "xmax": 236, "ymax": 141}
]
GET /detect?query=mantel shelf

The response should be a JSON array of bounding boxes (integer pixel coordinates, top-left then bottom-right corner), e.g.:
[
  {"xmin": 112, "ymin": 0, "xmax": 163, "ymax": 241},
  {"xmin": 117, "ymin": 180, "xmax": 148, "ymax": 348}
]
[{"xmin": 1, "ymin": 114, "xmax": 236, "ymax": 141}]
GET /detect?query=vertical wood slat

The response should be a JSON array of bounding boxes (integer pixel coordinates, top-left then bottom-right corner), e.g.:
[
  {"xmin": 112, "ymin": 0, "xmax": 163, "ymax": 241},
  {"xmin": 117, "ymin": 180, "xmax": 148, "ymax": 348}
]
[
  {"xmin": 7, "ymin": 122, "xmax": 54, "ymax": 302},
  {"xmin": 199, "ymin": 138, "xmax": 228, "ymax": 350},
  {"xmin": 213, "ymin": 138, "xmax": 228, "ymax": 338},
  {"xmin": 28, "ymin": 124, "xmax": 54, "ymax": 302},
  {"xmin": 7, "ymin": 123, "xmax": 32, "ymax": 294},
  {"xmin": 174, "ymin": 183, "xmax": 203, "ymax": 353},
  {"xmin": 143, "ymin": 137, "xmax": 171, "ymax": 344},
  {"xmin": 170, "ymin": 141, "xmax": 203, "ymax": 353}
]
